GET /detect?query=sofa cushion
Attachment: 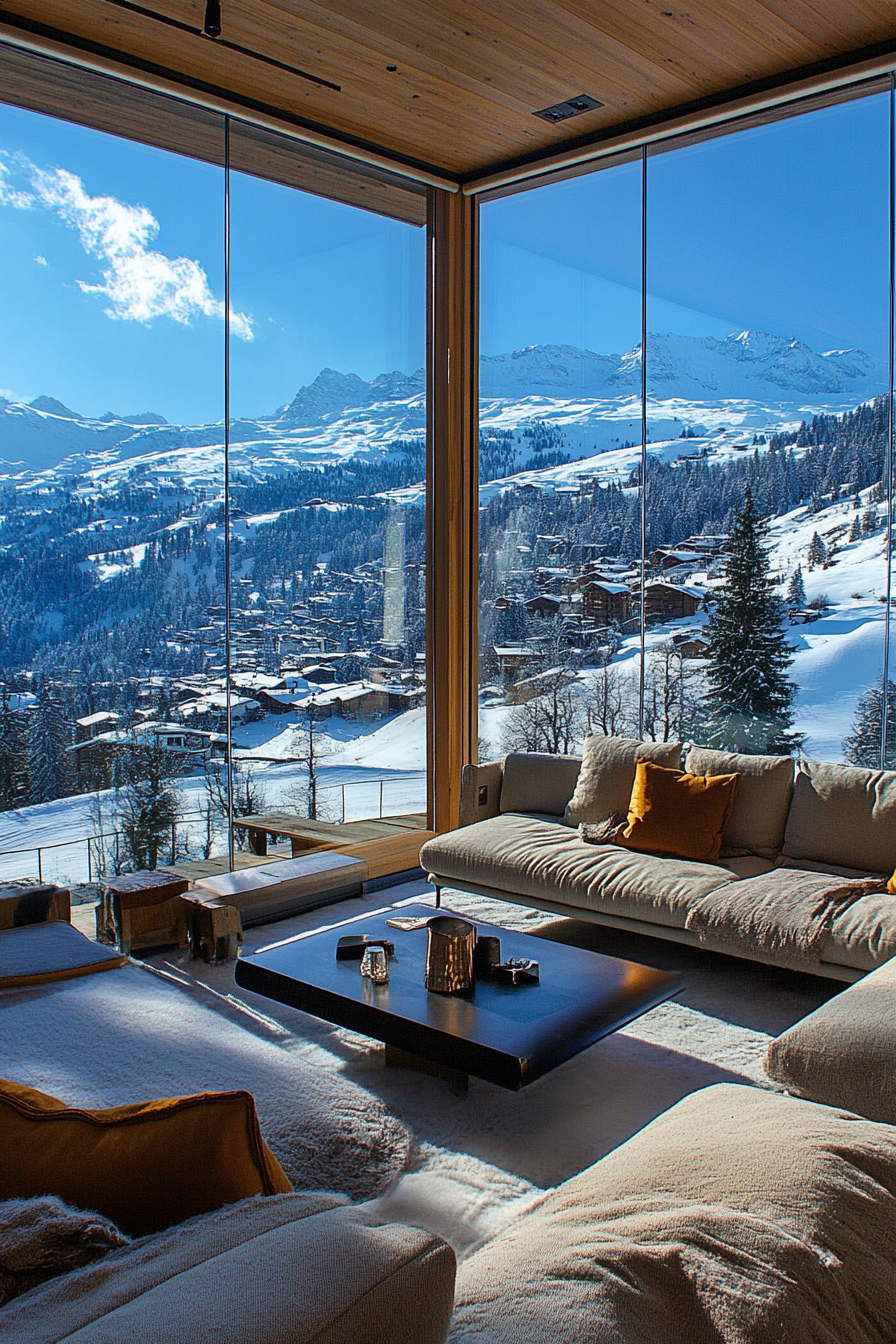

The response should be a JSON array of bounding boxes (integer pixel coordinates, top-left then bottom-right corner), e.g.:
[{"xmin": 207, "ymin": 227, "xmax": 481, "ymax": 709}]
[
  {"xmin": 562, "ymin": 735, "xmax": 682, "ymax": 827},
  {"xmin": 615, "ymin": 760, "xmax": 739, "ymax": 863},
  {"xmin": 450, "ymin": 1083, "xmax": 896, "ymax": 1344},
  {"xmin": 422, "ymin": 813, "xmax": 734, "ymax": 928},
  {"xmin": 766, "ymin": 956, "xmax": 896, "ymax": 1124},
  {"xmin": 816, "ymin": 889, "xmax": 896, "ymax": 971},
  {"xmin": 499, "ymin": 752, "xmax": 582, "ymax": 818},
  {"xmin": 782, "ymin": 759, "xmax": 896, "ymax": 875},
  {"xmin": 0, "ymin": 1078, "xmax": 292, "ymax": 1239},
  {"xmin": 0, "ymin": 1193, "xmax": 457, "ymax": 1344},
  {"xmin": 685, "ymin": 745, "xmax": 794, "ymax": 859}
]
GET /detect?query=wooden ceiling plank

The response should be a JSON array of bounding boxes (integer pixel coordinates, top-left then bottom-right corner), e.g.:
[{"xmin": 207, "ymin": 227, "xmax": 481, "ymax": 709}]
[
  {"xmin": 271, "ymin": 0, "xmax": 697, "ymax": 112},
  {"xmin": 5, "ymin": 0, "xmax": 532, "ymax": 168}
]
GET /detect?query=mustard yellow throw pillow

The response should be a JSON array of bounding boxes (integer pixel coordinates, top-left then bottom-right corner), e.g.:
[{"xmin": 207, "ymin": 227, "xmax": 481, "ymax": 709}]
[
  {"xmin": 0, "ymin": 1077, "xmax": 292, "ymax": 1238},
  {"xmin": 615, "ymin": 759, "xmax": 740, "ymax": 864},
  {"xmin": 888, "ymin": 870, "xmax": 895, "ymax": 894}
]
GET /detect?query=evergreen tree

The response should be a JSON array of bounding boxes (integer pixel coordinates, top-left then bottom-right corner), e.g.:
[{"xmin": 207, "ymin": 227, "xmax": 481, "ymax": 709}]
[
  {"xmin": 703, "ymin": 486, "xmax": 800, "ymax": 754},
  {"xmin": 806, "ymin": 532, "xmax": 827, "ymax": 569},
  {"xmin": 117, "ymin": 738, "xmax": 181, "ymax": 870},
  {"xmin": 26, "ymin": 681, "xmax": 70, "ymax": 804},
  {"xmin": 849, "ymin": 516, "xmax": 862, "ymax": 543},
  {"xmin": 785, "ymin": 565, "xmax": 806, "ymax": 608},
  {"xmin": 842, "ymin": 680, "xmax": 896, "ymax": 769},
  {"xmin": 0, "ymin": 684, "xmax": 23, "ymax": 810}
]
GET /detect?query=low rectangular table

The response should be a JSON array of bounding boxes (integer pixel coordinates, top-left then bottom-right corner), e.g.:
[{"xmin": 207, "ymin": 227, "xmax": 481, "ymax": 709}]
[{"xmin": 235, "ymin": 903, "xmax": 682, "ymax": 1090}]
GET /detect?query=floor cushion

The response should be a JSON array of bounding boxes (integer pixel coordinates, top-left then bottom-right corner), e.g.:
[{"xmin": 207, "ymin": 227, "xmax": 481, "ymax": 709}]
[
  {"xmin": 0, "ymin": 923, "xmax": 126, "ymax": 989},
  {"xmin": 450, "ymin": 1083, "xmax": 896, "ymax": 1344}
]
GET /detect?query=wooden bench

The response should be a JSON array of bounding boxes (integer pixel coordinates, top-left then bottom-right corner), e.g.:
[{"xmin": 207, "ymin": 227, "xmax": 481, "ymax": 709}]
[{"xmin": 190, "ymin": 851, "xmax": 368, "ymax": 929}]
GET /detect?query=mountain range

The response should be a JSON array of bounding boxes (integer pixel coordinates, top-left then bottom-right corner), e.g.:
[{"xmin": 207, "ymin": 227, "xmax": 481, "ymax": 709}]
[{"xmin": 0, "ymin": 330, "xmax": 887, "ymax": 474}]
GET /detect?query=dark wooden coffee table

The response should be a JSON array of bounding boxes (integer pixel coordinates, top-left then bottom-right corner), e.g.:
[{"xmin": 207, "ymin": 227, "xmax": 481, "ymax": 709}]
[{"xmin": 235, "ymin": 903, "xmax": 682, "ymax": 1090}]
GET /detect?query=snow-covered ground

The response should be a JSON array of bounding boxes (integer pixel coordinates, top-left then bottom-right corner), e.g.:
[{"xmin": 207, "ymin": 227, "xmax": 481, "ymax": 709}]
[{"xmin": 0, "ymin": 709, "xmax": 427, "ymax": 887}]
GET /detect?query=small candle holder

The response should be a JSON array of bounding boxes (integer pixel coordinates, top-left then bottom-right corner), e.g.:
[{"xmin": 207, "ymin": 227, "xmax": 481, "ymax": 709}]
[{"xmin": 359, "ymin": 945, "xmax": 390, "ymax": 983}]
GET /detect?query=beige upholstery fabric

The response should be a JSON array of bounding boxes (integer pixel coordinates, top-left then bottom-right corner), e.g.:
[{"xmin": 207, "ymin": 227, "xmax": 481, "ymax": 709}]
[
  {"xmin": 719, "ymin": 855, "xmax": 775, "ymax": 879},
  {"xmin": 685, "ymin": 746, "xmax": 794, "ymax": 858},
  {"xmin": 819, "ymin": 890, "xmax": 896, "ymax": 970},
  {"xmin": 499, "ymin": 753, "xmax": 582, "ymax": 818},
  {"xmin": 1, "ymin": 1193, "xmax": 456, "ymax": 1344},
  {"xmin": 766, "ymin": 956, "xmax": 896, "ymax": 1124},
  {"xmin": 562, "ymin": 736, "xmax": 682, "ymax": 827},
  {"xmin": 450, "ymin": 1084, "xmax": 896, "ymax": 1344},
  {"xmin": 782, "ymin": 760, "xmax": 896, "ymax": 874},
  {"xmin": 459, "ymin": 761, "xmax": 504, "ymax": 827},
  {"xmin": 422, "ymin": 813, "xmax": 733, "ymax": 927}
]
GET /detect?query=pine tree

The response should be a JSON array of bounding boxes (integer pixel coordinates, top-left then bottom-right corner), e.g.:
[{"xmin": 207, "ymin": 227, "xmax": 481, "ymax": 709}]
[
  {"xmin": 703, "ymin": 486, "xmax": 800, "ymax": 754},
  {"xmin": 785, "ymin": 565, "xmax": 806, "ymax": 608},
  {"xmin": 26, "ymin": 681, "xmax": 70, "ymax": 804},
  {"xmin": 806, "ymin": 532, "xmax": 827, "ymax": 569},
  {"xmin": 842, "ymin": 680, "xmax": 896, "ymax": 769},
  {"xmin": 849, "ymin": 516, "xmax": 862, "ymax": 543},
  {"xmin": 117, "ymin": 738, "xmax": 181, "ymax": 870}
]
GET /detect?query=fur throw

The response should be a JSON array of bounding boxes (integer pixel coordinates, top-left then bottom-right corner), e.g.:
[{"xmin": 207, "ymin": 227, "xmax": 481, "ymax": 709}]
[{"xmin": 0, "ymin": 1196, "xmax": 129, "ymax": 1305}]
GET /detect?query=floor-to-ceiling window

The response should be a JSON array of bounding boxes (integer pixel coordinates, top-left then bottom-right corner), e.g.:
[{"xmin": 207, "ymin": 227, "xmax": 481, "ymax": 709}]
[
  {"xmin": 0, "ymin": 44, "xmax": 427, "ymax": 886},
  {"xmin": 478, "ymin": 158, "xmax": 644, "ymax": 760},
  {"xmin": 478, "ymin": 80, "xmax": 895, "ymax": 769}
]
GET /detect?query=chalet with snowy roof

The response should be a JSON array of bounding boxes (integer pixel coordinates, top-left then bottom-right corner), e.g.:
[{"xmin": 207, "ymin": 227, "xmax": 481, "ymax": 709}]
[
  {"xmin": 643, "ymin": 581, "xmax": 706, "ymax": 623},
  {"xmin": 525, "ymin": 594, "xmax": 563, "ymax": 618},
  {"xmin": 580, "ymin": 580, "xmax": 633, "ymax": 626}
]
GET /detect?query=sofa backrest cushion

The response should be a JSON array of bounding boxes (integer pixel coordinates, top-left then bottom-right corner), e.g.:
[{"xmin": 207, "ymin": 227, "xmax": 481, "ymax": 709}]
[
  {"xmin": 782, "ymin": 759, "xmax": 896, "ymax": 875},
  {"xmin": 766, "ymin": 954, "xmax": 896, "ymax": 1125},
  {"xmin": 0, "ymin": 1193, "xmax": 457, "ymax": 1344},
  {"xmin": 499, "ymin": 752, "xmax": 582, "ymax": 817},
  {"xmin": 562, "ymin": 734, "xmax": 682, "ymax": 826},
  {"xmin": 685, "ymin": 745, "xmax": 795, "ymax": 859}
]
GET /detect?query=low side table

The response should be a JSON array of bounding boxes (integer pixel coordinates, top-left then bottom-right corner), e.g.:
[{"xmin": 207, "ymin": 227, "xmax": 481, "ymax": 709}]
[{"xmin": 98, "ymin": 871, "xmax": 190, "ymax": 955}]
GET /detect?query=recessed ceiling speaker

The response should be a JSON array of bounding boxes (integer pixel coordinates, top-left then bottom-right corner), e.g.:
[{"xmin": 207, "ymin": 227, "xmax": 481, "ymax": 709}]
[
  {"xmin": 534, "ymin": 94, "xmax": 603, "ymax": 123},
  {"xmin": 204, "ymin": 0, "xmax": 222, "ymax": 37}
]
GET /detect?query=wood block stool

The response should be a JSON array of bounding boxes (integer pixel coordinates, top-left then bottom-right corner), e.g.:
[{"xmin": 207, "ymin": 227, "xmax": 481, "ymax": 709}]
[
  {"xmin": 98, "ymin": 871, "xmax": 190, "ymax": 955},
  {"xmin": 182, "ymin": 895, "xmax": 242, "ymax": 964}
]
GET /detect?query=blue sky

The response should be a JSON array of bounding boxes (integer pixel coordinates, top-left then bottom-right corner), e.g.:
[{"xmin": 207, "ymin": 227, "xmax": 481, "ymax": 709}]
[{"xmin": 0, "ymin": 89, "xmax": 891, "ymax": 424}]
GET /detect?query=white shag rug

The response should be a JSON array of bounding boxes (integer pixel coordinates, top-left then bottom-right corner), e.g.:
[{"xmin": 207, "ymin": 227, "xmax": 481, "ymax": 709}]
[{"xmin": 5, "ymin": 880, "xmax": 840, "ymax": 1259}]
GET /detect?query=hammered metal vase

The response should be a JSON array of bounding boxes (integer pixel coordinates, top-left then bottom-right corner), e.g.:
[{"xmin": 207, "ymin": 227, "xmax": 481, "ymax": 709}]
[{"xmin": 424, "ymin": 916, "xmax": 476, "ymax": 993}]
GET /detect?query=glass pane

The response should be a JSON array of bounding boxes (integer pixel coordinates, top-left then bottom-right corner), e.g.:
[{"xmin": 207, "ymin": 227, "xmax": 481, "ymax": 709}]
[
  {"xmin": 479, "ymin": 163, "xmax": 644, "ymax": 760},
  {"xmin": 645, "ymin": 93, "xmax": 892, "ymax": 759},
  {"xmin": 0, "ymin": 98, "xmax": 227, "ymax": 885},
  {"xmin": 227, "ymin": 125, "xmax": 426, "ymax": 855}
]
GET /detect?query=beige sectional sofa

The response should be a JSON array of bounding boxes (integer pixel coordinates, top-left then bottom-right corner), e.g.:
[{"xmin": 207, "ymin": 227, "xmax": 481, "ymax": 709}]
[
  {"xmin": 420, "ymin": 736, "xmax": 896, "ymax": 982},
  {"xmin": 449, "ymin": 951, "xmax": 896, "ymax": 1343}
]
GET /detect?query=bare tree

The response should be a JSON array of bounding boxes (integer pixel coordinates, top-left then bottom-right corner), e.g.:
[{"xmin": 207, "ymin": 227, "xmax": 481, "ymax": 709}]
[
  {"xmin": 283, "ymin": 715, "xmax": 338, "ymax": 820},
  {"xmin": 502, "ymin": 668, "xmax": 584, "ymax": 755},
  {"xmin": 583, "ymin": 661, "xmax": 633, "ymax": 738}
]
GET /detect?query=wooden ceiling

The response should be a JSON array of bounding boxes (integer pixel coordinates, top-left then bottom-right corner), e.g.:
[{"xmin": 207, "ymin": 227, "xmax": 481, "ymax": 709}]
[{"xmin": 3, "ymin": 0, "xmax": 895, "ymax": 181}]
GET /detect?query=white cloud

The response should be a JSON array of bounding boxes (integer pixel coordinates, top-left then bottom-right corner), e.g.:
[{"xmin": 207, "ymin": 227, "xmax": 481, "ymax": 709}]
[
  {"xmin": 34, "ymin": 255, "xmax": 47, "ymax": 266},
  {"xmin": 0, "ymin": 154, "xmax": 253, "ymax": 340}
]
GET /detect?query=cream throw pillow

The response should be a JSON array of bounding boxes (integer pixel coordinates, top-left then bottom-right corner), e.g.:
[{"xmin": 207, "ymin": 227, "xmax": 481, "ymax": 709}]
[{"xmin": 563, "ymin": 734, "xmax": 681, "ymax": 827}]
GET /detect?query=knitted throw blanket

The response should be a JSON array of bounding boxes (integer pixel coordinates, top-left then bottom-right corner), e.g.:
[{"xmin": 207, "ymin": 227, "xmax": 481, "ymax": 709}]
[
  {"xmin": 0, "ymin": 1197, "xmax": 128, "ymax": 1305},
  {"xmin": 684, "ymin": 869, "xmax": 887, "ymax": 972}
]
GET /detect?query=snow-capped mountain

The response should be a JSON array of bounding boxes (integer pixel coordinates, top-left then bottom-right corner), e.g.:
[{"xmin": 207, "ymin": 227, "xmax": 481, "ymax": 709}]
[
  {"xmin": 0, "ymin": 329, "xmax": 887, "ymax": 478},
  {"xmin": 480, "ymin": 331, "xmax": 886, "ymax": 401}
]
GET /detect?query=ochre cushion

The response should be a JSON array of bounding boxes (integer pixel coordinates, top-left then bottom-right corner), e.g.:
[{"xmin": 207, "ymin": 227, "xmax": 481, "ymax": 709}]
[
  {"xmin": 889, "ymin": 869, "xmax": 895, "ymax": 894},
  {"xmin": 562, "ymin": 735, "xmax": 682, "ymax": 826},
  {"xmin": 0, "ymin": 1078, "xmax": 292, "ymax": 1238},
  {"xmin": 615, "ymin": 760, "xmax": 740, "ymax": 863}
]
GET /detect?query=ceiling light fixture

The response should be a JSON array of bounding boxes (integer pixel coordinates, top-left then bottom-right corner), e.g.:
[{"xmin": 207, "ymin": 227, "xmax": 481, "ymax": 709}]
[
  {"xmin": 203, "ymin": 0, "xmax": 221, "ymax": 38},
  {"xmin": 99, "ymin": 0, "xmax": 341, "ymax": 90},
  {"xmin": 534, "ymin": 94, "xmax": 604, "ymax": 124}
]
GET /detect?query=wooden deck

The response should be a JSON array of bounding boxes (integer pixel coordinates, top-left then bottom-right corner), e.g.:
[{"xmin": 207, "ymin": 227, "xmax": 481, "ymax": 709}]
[{"xmin": 162, "ymin": 815, "xmax": 434, "ymax": 886}]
